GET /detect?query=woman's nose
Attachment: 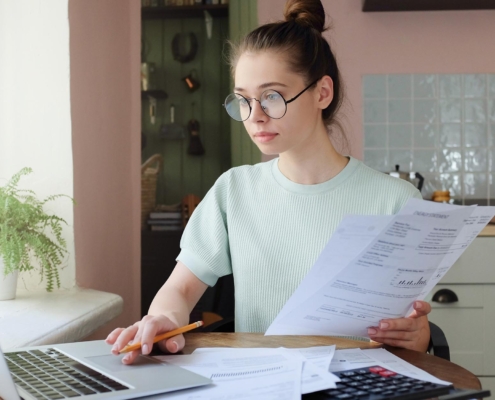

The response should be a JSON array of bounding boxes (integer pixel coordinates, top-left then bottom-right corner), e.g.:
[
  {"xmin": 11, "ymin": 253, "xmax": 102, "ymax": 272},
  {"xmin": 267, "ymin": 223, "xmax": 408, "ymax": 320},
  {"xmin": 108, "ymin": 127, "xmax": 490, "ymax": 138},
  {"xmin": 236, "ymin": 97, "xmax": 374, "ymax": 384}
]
[{"xmin": 249, "ymin": 99, "xmax": 268, "ymax": 122}]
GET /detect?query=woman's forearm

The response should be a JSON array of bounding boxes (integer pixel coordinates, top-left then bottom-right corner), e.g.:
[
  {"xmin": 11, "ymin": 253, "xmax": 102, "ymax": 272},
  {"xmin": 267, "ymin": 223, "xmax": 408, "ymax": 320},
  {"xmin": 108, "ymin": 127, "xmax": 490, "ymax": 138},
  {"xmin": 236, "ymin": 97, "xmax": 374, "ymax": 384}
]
[
  {"xmin": 148, "ymin": 284, "xmax": 192, "ymax": 327},
  {"xmin": 148, "ymin": 261, "xmax": 208, "ymax": 327}
]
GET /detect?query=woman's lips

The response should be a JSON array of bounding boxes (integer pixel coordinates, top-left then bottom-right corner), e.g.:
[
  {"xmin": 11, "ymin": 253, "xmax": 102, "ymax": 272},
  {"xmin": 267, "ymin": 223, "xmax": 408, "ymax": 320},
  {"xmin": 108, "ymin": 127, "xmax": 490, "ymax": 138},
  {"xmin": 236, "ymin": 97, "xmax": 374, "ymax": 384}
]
[{"xmin": 254, "ymin": 132, "xmax": 278, "ymax": 143}]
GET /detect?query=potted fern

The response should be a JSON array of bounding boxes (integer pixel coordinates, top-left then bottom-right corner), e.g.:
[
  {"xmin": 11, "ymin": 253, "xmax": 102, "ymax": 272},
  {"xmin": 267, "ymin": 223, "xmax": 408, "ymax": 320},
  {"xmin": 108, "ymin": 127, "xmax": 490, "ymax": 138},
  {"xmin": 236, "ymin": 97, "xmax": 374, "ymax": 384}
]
[{"xmin": 0, "ymin": 168, "xmax": 73, "ymax": 300}]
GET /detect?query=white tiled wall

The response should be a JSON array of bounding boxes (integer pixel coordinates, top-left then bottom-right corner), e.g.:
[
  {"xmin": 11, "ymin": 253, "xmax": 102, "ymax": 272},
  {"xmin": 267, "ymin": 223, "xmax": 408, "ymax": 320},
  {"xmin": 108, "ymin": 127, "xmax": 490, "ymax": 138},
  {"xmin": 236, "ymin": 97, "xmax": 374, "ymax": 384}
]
[{"xmin": 363, "ymin": 74, "xmax": 495, "ymax": 204}]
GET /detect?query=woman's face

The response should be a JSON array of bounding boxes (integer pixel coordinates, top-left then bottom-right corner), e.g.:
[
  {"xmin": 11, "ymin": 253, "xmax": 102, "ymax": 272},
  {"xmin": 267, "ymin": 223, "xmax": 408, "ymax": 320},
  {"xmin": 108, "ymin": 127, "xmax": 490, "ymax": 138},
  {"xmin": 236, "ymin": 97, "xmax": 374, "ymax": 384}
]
[{"xmin": 233, "ymin": 51, "xmax": 324, "ymax": 156}]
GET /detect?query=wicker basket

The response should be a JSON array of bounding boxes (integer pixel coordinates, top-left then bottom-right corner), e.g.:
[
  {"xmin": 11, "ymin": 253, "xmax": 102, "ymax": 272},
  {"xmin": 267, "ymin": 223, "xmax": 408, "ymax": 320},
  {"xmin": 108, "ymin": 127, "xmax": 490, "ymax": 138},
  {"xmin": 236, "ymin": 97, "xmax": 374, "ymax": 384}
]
[{"xmin": 141, "ymin": 154, "xmax": 163, "ymax": 229}]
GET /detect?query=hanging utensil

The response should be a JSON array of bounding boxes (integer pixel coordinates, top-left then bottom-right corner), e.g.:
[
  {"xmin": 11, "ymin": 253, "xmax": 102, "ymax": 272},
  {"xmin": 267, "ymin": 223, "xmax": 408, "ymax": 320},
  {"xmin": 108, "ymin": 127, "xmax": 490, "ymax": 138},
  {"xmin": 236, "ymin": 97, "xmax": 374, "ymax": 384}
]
[
  {"xmin": 187, "ymin": 119, "xmax": 205, "ymax": 156},
  {"xmin": 160, "ymin": 104, "xmax": 185, "ymax": 140},
  {"xmin": 187, "ymin": 103, "xmax": 205, "ymax": 156}
]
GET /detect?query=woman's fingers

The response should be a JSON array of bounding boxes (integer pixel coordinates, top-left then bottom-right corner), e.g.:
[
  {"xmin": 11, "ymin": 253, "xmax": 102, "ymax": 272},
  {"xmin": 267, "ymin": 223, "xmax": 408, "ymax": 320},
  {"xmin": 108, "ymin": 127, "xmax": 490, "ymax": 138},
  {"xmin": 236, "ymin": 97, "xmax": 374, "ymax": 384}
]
[
  {"xmin": 139, "ymin": 316, "xmax": 180, "ymax": 355},
  {"xmin": 163, "ymin": 334, "xmax": 185, "ymax": 353},
  {"xmin": 110, "ymin": 324, "xmax": 140, "ymax": 355},
  {"xmin": 368, "ymin": 314, "xmax": 430, "ymax": 352},
  {"xmin": 107, "ymin": 315, "xmax": 184, "ymax": 364},
  {"xmin": 409, "ymin": 301, "xmax": 431, "ymax": 318},
  {"xmin": 368, "ymin": 325, "xmax": 416, "ymax": 342},
  {"xmin": 122, "ymin": 349, "xmax": 141, "ymax": 365},
  {"xmin": 105, "ymin": 327, "xmax": 126, "ymax": 345}
]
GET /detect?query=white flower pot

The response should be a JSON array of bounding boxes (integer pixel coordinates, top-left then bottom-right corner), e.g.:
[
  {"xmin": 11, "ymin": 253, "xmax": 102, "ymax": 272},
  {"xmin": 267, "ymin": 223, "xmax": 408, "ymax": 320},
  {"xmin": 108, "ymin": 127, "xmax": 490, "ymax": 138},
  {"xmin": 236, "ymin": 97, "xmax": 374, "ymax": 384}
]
[{"xmin": 0, "ymin": 257, "xmax": 19, "ymax": 300}]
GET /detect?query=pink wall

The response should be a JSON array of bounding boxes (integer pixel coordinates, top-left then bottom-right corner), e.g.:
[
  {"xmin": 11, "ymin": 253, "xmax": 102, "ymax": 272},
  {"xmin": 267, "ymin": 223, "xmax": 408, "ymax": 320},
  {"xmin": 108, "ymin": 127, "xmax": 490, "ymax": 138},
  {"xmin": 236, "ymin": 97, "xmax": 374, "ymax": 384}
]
[
  {"xmin": 69, "ymin": 0, "xmax": 141, "ymax": 339},
  {"xmin": 258, "ymin": 0, "xmax": 495, "ymax": 158}
]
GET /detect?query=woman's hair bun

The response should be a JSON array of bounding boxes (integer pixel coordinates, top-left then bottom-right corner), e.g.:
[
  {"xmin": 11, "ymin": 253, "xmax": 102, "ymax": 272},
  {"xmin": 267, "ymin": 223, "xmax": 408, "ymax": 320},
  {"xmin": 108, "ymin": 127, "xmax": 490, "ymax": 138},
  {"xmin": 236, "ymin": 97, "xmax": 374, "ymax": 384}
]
[{"xmin": 283, "ymin": 0, "xmax": 327, "ymax": 33}]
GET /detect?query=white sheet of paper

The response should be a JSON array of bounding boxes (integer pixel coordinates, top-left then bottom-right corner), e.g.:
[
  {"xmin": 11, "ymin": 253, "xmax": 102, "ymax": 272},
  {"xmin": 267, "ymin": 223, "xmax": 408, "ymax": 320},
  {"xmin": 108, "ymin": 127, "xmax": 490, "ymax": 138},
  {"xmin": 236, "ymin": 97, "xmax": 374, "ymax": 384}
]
[
  {"xmin": 267, "ymin": 199, "xmax": 495, "ymax": 337},
  {"xmin": 266, "ymin": 215, "xmax": 393, "ymax": 336},
  {"xmin": 329, "ymin": 348, "xmax": 451, "ymax": 385},
  {"xmin": 149, "ymin": 351, "xmax": 302, "ymax": 400},
  {"xmin": 192, "ymin": 346, "xmax": 339, "ymax": 394},
  {"xmin": 329, "ymin": 348, "xmax": 377, "ymax": 372}
]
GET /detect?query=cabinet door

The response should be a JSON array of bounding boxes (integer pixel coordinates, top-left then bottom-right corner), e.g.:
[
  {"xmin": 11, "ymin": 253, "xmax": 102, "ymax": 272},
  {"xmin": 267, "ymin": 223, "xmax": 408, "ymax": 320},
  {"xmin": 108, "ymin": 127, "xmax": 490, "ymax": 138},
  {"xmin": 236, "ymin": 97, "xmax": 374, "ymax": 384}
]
[
  {"xmin": 425, "ymin": 284, "xmax": 495, "ymax": 376},
  {"xmin": 442, "ymin": 238, "xmax": 495, "ymax": 284}
]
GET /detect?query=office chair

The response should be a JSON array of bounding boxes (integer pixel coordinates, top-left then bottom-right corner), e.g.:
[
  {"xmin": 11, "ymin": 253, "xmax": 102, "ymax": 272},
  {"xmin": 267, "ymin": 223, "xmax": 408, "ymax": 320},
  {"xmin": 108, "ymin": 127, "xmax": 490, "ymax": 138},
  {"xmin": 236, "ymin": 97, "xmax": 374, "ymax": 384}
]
[{"xmin": 202, "ymin": 318, "xmax": 450, "ymax": 361}]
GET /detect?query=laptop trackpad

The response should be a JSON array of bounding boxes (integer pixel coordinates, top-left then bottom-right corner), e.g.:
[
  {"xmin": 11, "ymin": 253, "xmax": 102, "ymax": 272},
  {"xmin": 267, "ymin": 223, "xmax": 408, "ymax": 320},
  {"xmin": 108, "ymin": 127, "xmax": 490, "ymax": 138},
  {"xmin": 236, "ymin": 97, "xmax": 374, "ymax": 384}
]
[{"xmin": 86, "ymin": 354, "xmax": 163, "ymax": 373}]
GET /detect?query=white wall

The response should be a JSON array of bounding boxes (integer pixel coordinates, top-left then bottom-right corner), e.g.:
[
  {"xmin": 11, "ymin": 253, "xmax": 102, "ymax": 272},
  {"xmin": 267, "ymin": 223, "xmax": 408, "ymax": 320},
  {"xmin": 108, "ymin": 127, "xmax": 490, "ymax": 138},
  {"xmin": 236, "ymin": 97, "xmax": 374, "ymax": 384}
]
[{"xmin": 0, "ymin": 0, "xmax": 75, "ymax": 290}]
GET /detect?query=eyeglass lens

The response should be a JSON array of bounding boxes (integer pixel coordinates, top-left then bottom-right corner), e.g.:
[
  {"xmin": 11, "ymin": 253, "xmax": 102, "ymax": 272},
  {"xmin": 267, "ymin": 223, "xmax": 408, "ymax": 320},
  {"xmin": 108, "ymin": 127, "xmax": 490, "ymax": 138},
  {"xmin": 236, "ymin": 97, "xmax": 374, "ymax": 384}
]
[{"xmin": 224, "ymin": 89, "xmax": 287, "ymax": 121}]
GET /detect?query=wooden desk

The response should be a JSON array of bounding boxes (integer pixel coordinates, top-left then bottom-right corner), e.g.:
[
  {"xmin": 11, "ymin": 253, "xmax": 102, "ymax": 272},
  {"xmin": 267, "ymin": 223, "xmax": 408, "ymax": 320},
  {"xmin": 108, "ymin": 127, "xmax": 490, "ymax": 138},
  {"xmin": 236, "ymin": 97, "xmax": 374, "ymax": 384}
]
[{"xmin": 183, "ymin": 333, "xmax": 481, "ymax": 390}]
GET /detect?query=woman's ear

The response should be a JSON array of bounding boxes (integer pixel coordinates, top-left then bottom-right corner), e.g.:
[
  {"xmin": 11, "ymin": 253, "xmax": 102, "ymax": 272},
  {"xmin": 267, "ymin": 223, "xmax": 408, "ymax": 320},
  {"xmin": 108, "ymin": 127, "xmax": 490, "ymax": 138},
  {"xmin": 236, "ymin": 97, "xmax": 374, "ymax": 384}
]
[{"xmin": 317, "ymin": 75, "xmax": 334, "ymax": 110}]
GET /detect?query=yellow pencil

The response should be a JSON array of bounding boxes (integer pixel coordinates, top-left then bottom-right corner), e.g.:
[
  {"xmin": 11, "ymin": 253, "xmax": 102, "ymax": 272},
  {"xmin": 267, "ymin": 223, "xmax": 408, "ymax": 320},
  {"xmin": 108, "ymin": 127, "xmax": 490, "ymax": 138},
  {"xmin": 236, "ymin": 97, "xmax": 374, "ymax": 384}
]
[{"xmin": 119, "ymin": 321, "xmax": 204, "ymax": 354}]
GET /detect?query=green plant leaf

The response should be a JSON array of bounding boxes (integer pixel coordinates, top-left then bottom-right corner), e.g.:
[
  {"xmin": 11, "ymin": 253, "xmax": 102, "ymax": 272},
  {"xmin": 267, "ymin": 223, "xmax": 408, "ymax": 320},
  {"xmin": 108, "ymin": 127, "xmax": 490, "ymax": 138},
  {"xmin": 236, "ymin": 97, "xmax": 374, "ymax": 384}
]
[{"xmin": 0, "ymin": 168, "xmax": 73, "ymax": 291}]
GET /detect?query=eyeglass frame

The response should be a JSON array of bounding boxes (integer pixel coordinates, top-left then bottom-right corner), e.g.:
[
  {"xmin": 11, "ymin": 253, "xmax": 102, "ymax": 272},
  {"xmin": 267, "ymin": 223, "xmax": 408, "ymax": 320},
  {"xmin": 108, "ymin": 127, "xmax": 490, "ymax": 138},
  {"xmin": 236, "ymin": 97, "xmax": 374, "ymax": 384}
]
[{"xmin": 222, "ymin": 79, "xmax": 320, "ymax": 121}]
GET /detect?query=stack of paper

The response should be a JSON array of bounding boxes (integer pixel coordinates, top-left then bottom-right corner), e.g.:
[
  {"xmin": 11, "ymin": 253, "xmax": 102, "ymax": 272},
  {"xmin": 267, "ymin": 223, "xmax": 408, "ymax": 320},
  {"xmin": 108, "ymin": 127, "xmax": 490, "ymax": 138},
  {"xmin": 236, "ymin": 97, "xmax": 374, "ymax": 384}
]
[{"xmin": 145, "ymin": 346, "xmax": 450, "ymax": 399}]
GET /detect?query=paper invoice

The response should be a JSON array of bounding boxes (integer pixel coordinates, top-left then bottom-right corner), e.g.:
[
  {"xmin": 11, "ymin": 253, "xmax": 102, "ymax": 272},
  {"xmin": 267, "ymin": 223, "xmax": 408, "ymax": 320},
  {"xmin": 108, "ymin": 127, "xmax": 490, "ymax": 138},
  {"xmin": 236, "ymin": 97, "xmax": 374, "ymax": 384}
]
[
  {"xmin": 266, "ymin": 199, "xmax": 495, "ymax": 337},
  {"xmin": 150, "ymin": 349, "xmax": 303, "ymax": 400}
]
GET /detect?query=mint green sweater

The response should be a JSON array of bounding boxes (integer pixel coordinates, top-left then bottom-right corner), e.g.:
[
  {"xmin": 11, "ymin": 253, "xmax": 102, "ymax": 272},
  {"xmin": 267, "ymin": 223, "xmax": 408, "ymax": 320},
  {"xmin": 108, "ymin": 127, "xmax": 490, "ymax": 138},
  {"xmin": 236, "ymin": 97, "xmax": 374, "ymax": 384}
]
[{"xmin": 177, "ymin": 157, "xmax": 422, "ymax": 333}]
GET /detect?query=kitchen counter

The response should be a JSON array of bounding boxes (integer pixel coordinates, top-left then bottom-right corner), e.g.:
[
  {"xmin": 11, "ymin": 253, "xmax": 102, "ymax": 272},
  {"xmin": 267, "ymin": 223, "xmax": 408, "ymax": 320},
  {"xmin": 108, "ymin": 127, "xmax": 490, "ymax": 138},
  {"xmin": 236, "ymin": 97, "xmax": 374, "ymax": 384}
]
[{"xmin": 479, "ymin": 224, "xmax": 495, "ymax": 237}]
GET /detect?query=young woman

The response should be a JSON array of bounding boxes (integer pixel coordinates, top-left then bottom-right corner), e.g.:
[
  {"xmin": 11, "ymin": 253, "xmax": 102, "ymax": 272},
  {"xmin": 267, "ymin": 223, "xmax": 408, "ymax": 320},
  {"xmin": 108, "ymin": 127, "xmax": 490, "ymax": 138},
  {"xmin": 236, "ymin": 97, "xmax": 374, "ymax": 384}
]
[{"xmin": 107, "ymin": 0, "xmax": 431, "ymax": 364}]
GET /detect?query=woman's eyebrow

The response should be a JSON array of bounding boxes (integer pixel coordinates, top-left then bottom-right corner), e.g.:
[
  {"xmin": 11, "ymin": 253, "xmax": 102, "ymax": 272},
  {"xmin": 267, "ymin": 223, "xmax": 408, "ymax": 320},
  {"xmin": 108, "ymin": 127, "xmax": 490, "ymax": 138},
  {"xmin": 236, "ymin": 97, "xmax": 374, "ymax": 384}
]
[{"xmin": 233, "ymin": 82, "xmax": 289, "ymax": 92}]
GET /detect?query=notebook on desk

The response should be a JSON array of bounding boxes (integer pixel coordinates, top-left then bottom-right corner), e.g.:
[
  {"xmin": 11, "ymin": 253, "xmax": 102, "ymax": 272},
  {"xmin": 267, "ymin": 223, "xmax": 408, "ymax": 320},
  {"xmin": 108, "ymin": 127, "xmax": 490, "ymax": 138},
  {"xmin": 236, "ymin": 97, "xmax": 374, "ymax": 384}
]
[{"xmin": 0, "ymin": 340, "xmax": 211, "ymax": 400}]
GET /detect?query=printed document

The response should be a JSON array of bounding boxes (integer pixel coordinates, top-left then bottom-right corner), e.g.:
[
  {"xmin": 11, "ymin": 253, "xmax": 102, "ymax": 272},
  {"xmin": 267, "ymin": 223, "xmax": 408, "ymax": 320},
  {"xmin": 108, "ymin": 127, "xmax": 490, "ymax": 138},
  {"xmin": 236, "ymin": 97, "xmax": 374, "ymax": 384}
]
[
  {"xmin": 267, "ymin": 199, "xmax": 495, "ymax": 337},
  {"xmin": 193, "ymin": 346, "xmax": 339, "ymax": 394},
  {"xmin": 149, "ymin": 349, "xmax": 302, "ymax": 399}
]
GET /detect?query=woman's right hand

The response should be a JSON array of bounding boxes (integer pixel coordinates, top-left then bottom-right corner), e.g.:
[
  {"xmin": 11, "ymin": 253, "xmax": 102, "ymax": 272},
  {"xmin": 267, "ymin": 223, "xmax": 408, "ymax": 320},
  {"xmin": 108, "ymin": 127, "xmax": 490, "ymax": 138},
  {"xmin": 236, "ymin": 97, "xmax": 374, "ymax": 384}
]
[{"xmin": 105, "ymin": 314, "xmax": 185, "ymax": 365}]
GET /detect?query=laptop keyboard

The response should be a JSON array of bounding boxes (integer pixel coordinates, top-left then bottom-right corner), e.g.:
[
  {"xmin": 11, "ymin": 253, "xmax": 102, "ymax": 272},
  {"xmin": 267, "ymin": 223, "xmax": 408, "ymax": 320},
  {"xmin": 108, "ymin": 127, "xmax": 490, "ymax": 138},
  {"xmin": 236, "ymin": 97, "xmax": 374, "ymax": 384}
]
[
  {"xmin": 303, "ymin": 365, "xmax": 453, "ymax": 400},
  {"xmin": 5, "ymin": 349, "xmax": 129, "ymax": 399}
]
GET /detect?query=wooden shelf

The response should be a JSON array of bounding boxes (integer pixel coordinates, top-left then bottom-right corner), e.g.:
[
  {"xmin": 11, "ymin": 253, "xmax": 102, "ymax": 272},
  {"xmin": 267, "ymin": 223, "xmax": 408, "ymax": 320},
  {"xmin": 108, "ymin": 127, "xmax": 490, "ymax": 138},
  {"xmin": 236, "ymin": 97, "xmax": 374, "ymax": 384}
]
[
  {"xmin": 142, "ymin": 4, "xmax": 228, "ymax": 19},
  {"xmin": 362, "ymin": 0, "xmax": 495, "ymax": 12}
]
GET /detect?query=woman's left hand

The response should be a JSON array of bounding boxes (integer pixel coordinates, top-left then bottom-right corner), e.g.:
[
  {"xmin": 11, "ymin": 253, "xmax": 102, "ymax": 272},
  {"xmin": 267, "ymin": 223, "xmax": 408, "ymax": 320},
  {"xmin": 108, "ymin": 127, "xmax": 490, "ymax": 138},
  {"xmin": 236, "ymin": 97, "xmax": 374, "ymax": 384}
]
[{"xmin": 367, "ymin": 301, "xmax": 431, "ymax": 352}]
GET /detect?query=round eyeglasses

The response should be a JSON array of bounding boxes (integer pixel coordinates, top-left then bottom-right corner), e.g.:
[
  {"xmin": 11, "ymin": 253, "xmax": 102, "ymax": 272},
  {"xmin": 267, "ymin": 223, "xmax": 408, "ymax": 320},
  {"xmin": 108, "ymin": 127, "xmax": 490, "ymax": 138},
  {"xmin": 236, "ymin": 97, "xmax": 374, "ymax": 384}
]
[{"xmin": 222, "ymin": 79, "xmax": 319, "ymax": 122}]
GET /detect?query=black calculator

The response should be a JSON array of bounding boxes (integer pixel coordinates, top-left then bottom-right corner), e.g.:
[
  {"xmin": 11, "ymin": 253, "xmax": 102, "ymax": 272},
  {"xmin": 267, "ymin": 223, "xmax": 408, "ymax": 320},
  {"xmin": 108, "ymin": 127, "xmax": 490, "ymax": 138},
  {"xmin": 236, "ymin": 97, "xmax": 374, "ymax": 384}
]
[{"xmin": 303, "ymin": 365, "xmax": 491, "ymax": 400}]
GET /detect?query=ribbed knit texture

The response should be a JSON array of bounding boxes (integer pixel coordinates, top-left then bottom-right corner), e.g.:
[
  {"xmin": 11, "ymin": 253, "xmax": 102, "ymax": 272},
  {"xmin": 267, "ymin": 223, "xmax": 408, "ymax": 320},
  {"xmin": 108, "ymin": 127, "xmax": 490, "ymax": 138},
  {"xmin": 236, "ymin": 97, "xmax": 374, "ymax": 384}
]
[{"xmin": 177, "ymin": 157, "xmax": 422, "ymax": 333}]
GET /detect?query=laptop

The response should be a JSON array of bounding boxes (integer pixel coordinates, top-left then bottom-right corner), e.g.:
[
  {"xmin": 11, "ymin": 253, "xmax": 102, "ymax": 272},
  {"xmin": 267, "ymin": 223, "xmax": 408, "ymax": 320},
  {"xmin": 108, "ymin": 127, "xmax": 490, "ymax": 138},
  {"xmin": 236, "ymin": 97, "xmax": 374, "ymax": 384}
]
[{"xmin": 0, "ymin": 340, "xmax": 211, "ymax": 400}]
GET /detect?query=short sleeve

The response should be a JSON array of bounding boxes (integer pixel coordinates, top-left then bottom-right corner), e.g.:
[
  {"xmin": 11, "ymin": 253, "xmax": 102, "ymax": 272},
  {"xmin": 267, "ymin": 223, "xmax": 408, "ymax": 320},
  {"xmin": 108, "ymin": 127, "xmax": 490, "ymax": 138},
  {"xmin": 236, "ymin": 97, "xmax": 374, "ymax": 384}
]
[{"xmin": 176, "ymin": 172, "xmax": 232, "ymax": 287}]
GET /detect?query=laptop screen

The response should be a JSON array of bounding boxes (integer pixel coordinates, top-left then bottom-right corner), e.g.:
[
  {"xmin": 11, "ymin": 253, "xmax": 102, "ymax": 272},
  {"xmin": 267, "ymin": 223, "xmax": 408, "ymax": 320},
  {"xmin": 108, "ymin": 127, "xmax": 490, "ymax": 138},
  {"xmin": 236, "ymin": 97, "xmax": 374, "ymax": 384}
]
[{"xmin": 0, "ymin": 346, "xmax": 21, "ymax": 400}]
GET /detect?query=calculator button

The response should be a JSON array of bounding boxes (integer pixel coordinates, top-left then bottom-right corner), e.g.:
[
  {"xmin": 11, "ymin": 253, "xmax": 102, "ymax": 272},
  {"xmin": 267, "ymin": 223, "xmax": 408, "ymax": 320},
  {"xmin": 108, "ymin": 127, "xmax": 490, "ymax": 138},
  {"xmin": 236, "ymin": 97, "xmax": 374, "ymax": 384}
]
[
  {"xmin": 369, "ymin": 367, "xmax": 385, "ymax": 373},
  {"xmin": 379, "ymin": 370, "xmax": 397, "ymax": 377}
]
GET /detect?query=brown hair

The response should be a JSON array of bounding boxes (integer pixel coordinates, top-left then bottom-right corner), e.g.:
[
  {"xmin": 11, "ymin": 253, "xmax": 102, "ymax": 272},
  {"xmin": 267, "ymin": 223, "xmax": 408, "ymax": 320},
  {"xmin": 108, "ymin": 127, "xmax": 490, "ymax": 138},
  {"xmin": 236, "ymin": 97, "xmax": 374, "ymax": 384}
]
[{"xmin": 229, "ymin": 0, "xmax": 344, "ymax": 133}]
